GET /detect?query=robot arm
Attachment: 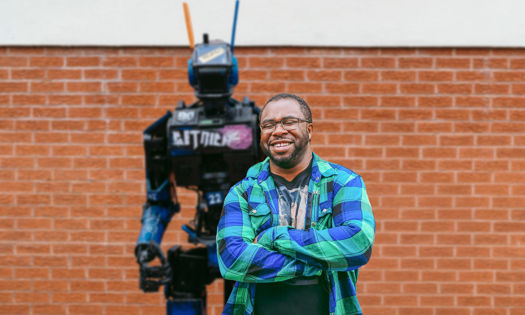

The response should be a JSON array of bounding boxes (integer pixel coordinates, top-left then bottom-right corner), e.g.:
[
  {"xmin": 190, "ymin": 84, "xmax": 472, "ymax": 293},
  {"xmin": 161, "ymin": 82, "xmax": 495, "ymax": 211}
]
[{"xmin": 135, "ymin": 112, "xmax": 180, "ymax": 292}]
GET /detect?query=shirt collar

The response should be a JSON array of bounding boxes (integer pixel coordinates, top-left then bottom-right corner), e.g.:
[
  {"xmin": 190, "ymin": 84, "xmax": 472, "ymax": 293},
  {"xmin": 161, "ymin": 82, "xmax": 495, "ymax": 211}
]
[{"xmin": 249, "ymin": 152, "xmax": 337, "ymax": 184}]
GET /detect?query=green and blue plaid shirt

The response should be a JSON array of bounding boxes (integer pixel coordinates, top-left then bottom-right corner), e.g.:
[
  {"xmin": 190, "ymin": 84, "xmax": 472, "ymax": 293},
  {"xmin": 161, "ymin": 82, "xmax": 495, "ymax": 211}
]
[{"xmin": 217, "ymin": 153, "xmax": 375, "ymax": 315}]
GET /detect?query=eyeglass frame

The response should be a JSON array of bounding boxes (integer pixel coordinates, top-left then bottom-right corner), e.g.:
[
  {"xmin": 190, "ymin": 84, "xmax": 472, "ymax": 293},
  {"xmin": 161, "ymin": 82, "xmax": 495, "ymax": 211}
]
[{"xmin": 259, "ymin": 117, "xmax": 311, "ymax": 134}]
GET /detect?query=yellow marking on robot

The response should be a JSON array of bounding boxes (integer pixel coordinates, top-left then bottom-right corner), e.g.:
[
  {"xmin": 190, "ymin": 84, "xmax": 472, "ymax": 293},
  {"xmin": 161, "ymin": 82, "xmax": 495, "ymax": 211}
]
[{"xmin": 198, "ymin": 47, "xmax": 226, "ymax": 64}]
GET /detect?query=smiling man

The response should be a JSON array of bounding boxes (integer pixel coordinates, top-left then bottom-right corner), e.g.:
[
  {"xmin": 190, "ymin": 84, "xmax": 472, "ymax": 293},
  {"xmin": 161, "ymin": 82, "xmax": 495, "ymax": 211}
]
[{"xmin": 217, "ymin": 93, "xmax": 375, "ymax": 315}]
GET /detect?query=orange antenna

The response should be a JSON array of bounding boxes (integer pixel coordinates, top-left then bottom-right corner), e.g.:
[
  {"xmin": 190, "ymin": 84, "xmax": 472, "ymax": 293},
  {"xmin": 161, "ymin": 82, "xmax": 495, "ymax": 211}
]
[{"xmin": 183, "ymin": 2, "xmax": 195, "ymax": 48}]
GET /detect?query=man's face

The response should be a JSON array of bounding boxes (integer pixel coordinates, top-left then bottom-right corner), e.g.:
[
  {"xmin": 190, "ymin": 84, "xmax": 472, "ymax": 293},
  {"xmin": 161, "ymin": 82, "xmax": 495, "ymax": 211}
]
[{"xmin": 259, "ymin": 99, "xmax": 312, "ymax": 169}]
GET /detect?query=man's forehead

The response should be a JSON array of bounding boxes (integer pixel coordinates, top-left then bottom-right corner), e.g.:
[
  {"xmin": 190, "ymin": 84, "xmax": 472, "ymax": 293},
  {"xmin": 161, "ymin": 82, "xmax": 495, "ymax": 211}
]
[{"xmin": 261, "ymin": 99, "xmax": 304, "ymax": 120}]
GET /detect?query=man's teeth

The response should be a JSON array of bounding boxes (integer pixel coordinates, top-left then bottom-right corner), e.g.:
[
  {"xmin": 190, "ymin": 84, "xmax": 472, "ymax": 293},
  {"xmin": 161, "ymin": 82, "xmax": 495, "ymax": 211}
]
[{"xmin": 274, "ymin": 143, "xmax": 290, "ymax": 147}]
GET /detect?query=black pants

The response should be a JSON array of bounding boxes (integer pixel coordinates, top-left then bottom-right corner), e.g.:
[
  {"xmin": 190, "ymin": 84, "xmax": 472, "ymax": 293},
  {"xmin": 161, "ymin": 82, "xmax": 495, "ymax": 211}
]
[{"xmin": 254, "ymin": 282, "xmax": 329, "ymax": 315}]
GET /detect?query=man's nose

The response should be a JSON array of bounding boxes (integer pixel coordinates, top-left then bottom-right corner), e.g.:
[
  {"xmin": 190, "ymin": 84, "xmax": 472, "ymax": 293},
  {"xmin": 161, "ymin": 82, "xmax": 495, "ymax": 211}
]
[{"xmin": 272, "ymin": 123, "xmax": 288, "ymax": 136}]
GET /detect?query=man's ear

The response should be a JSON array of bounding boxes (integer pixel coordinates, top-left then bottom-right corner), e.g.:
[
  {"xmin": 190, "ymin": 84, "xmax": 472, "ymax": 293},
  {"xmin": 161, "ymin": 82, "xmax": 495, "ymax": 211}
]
[{"xmin": 307, "ymin": 123, "xmax": 313, "ymax": 141}]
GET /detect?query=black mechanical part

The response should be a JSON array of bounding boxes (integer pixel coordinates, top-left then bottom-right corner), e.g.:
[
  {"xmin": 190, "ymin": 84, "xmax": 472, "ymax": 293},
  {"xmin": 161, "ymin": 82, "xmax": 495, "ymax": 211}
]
[{"xmin": 137, "ymin": 241, "xmax": 172, "ymax": 293}]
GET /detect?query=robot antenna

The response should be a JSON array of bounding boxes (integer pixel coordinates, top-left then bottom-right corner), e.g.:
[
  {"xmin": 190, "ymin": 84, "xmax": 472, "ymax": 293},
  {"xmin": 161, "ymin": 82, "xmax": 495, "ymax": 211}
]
[
  {"xmin": 230, "ymin": 0, "xmax": 240, "ymax": 53},
  {"xmin": 183, "ymin": 2, "xmax": 195, "ymax": 49}
]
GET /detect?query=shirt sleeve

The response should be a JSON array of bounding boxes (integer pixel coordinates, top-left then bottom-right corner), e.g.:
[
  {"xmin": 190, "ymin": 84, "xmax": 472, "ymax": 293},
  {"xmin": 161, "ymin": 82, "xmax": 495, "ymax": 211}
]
[
  {"xmin": 257, "ymin": 174, "xmax": 375, "ymax": 272},
  {"xmin": 216, "ymin": 181, "xmax": 321, "ymax": 283}
]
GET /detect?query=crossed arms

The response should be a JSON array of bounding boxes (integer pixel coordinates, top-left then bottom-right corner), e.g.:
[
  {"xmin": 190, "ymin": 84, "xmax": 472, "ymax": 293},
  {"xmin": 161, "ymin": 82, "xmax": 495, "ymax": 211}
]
[{"xmin": 216, "ymin": 173, "xmax": 375, "ymax": 283}]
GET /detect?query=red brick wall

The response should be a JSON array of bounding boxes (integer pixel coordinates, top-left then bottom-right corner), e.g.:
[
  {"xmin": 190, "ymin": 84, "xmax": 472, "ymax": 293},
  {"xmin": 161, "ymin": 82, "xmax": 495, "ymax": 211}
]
[{"xmin": 1, "ymin": 47, "xmax": 524, "ymax": 315}]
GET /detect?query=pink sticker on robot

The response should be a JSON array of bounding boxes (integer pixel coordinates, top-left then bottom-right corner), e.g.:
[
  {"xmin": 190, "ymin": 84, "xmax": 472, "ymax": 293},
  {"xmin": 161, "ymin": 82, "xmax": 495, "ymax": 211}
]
[{"xmin": 220, "ymin": 125, "xmax": 252, "ymax": 150}]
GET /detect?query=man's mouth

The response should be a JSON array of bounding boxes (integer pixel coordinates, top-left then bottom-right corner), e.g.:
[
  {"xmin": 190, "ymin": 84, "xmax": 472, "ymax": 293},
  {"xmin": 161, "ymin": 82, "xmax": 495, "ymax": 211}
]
[{"xmin": 270, "ymin": 140, "xmax": 293, "ymax": 152}]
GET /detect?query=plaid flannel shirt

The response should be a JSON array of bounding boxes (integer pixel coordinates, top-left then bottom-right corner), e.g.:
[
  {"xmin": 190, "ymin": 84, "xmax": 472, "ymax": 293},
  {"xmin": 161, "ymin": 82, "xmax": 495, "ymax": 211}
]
[{"xmin": 217, "ymin": 153, "xmax": 375, "ymax": 315}]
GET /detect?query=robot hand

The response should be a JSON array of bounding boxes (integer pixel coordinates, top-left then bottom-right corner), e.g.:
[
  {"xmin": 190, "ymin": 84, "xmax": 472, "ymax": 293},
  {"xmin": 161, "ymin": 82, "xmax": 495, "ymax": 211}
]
[{"xmin": 135, "ymin": 240, "xmax": 171, "ymax": 293}]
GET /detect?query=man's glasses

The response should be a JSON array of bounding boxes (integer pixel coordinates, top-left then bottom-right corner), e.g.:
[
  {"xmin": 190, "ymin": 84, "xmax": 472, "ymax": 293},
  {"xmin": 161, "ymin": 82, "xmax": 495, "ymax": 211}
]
[{"xmin": 259, "ymin": 118, "xmax": 311, "ymax": 134}]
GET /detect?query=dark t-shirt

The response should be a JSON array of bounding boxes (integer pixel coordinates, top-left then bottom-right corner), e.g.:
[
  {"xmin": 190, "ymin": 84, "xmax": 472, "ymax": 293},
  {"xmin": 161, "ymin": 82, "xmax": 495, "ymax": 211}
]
[{"xmin": 254, "ymin": 156, "xmax": 329, "ymax": 315}]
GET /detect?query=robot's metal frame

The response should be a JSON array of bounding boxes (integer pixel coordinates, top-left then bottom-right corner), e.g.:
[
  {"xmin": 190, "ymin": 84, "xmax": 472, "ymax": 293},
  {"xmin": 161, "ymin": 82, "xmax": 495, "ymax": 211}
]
[{"xmin": 135, "ymin": 2, "xmax": 262, "ymax": 314}]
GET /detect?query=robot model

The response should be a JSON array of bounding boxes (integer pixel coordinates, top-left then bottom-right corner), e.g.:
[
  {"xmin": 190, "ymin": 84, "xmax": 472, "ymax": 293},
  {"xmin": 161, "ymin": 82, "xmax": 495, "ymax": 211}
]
[{"xmin": 134, "ymin": 2, "xmax": 261, "ymax": 314}]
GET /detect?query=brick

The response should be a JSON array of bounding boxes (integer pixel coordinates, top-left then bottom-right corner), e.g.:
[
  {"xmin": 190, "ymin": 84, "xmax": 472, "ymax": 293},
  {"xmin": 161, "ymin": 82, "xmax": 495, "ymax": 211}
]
[
  {"xmin": 138, "ymin": 56, "xmax": 173, "ymax": 67},
  {"xmin": 381, "ymin": 122, "xmax": 415, "ymax": 132},
  {"xmin": 140, "ymin": 81, "xmax": 174, "ymax": 92},
  {"xmin": 383, "ymin": 172, "xmax": 417, "ymax": 183},
  {"xmin": 436, "ymin": 58, "xmax": 471, "ymax": 68},
  {"xmin": 324, "ymin": 109, "xmax": 358, "ymax": 119},
  {"xmin": 31, "ymin": 82, "xmax": 64, "ymax": 92},
  {"xmin": 419, "ymin": 71, "xmax": 453, "ymax": 81},
  {"xmin": 121, "ymin": 95, "xmax": 156, "ymax": 106},
  {"xmin": 510, "ymin": 109, "xmax": 525, "ymax": 120},
  {"xmin": 492, "ymin": 122, "xmax": 525, "ymax": 132},
  {"xmin": 399, "ymin": 57, "xmax": 433, "ymax": 68},
  {"xmin": 512, "ymin": 84, "xmax": 525, "ymax": 94},
  {"xmin": 437, "ymin": 84, "xmax": 472, "ymax": 94},
  {"xmin": 455, "ymin": 122, "xmax": 489, "ymax": 133},
  {"xmin": 11, "ymin": 94, "xmax": 46, "ymax": 105},
  {"xmin": 363, "ymin": 83, "xmax": 397, "ymax": 94},
  {"xmin": 475, "ymin": 84, "xmax": 510, "ymax": 94},
  {"xmin": 66, "ymin": 57, "xmax": 100, "ymax": 67},
  {"xmin": 493, "ymin": 97, "xmax": 525, "ymax": 108},
  {"xmin": 14, "ymin": 120, "xmax": 49, "ymax": 131},
  {"xmin": 478, "ymin": 135, "xmax": 511, "ymax": 145},
  {"xmin": 361, "ymin": 109, "xmax": 396, "ymax": 120},
  {"xmin": 325, "ymin": 83, "xmax": 358, "ymax": 93},
  {"xmin": 456, "ymin": 96, "xmax": 490, "ymax": 107},
  {"xmin": 85, "ymin": 94, "xmax": 119, "ymax": 105},
  {"xmin": 417, "ymin": 122, "xmax": 452, "ymax": 132},
  {"xmin": 102, "ymin": 56, "xmax": 137, "ymax": 67},
  {"xmin": 122, "ymin": 69, "xmax": 157, "ymax": 80},
  {"xmin": 0, "ymin": 82, "xmax": 28, "ymax": 92},
  {"xmin": 83, "ymin": 69, "xmax": 118, "ymax": 79},
  {"xmin": 307, "ymin": 70, "xmax": 342, "ymax": 81},
  {"xmin": 418, "ymin": 96, "xmax": 452, "ymax": 107},
  {"xmin": 344, "ymin": 70, "xmax": 378, "ymax": 81},
  {"xmin": 402, "ymin": 135, "xmax": 437, "ymax": 145},
  {"xmin": 401, "ymin": 160, "xmax": 436, "ymax": 170},
  {"xmin": 30, "ymin": 56, "xmax": 63, "ymax": 67},
  {"xmin": 49, "ymin": 94, "xmax": 83, "ymax": 105},
  {"xmin": 419, "ymin": 196, "xmax": 453, "ymax": 207},
  {"xmin": 400, "ymin": 109, "xmax": 433, "ymax": 120},
  {"xmin": 305, "ymin": 95, "xmax": 341, "ymax": 106},
  {"xmin": 48, "ymin": 69, "xmax": 82, "ymax": 79},
  {"xmin": 67, "ymin": 82, "xmax": 102, "ymax": 92},
  {"xmin": 361, "ymin": 57, "xmax": 396, "ymax": 68},
  {"xmin": 0, "ymin": 56, "xmax": 27, "ymax": 67},
  {"xmin": 439, "ymin": 135, "xmax": 474, "ymax": 146},
  {"xmin": 381, "ymin": 71, "xmax": 415, "ymax": 81},
  {"xmin": 12, "ymin": 69, "xmax": 46, "ymax": 79},
  {"xmin": 269, "ymin": 70, "xmax": 303, "ymax": 81},
  {"xmin": 249, "ymin": 57, "xmax": 284, "ymax": 68},
  {"xmin": 286, "ymin": 57, "xmax": 321, "ymax": 68},
  {"xmin": 381, "ymin": 96, "xmax": 415, "ymax": 107},
  {"xmin": 403, "ymin": 283, "xmax": 437, "ymax": 293},
  {"xmin": 251, "ymin": 82, "xmax": 286, "ymax": 93},
  {"xmin": 323, "ymin": 57, "xmax": 358, "ymax": 68}
]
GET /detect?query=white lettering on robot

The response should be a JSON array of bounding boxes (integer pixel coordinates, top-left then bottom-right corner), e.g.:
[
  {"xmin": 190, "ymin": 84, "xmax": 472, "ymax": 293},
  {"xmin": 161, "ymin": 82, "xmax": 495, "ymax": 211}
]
[
  {"xmin": 176, "ymin": 111, "xmax": 195, "ymax": 122},
  {"xmin": 172, "ymin": 125, "xmax": 252, "ymax": 150}
]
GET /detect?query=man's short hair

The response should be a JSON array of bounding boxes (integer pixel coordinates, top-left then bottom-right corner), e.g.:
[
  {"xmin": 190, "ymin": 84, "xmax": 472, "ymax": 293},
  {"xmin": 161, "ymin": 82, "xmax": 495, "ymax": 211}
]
[{"xmin": 260, "ymin": 93, "xmax": 312, "ymax": 123}]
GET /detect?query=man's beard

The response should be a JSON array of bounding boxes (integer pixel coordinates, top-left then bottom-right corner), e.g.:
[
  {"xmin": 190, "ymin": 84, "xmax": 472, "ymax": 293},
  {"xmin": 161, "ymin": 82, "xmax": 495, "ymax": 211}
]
[{"xmin": 261, "ymin": 133, "xmax": 309, "ymax": 169}]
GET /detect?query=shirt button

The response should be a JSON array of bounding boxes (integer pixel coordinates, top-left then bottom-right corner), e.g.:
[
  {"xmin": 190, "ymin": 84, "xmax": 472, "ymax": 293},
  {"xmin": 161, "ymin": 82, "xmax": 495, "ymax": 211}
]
[
  {"xmin": 252, "ymin": 210, "xmax": 257, "ymax": 214},
  {"xmin": 316, "ymin": 177, "xmax": 319, "ymax": 180},
  {"xmin": 314, "ymin": 190, "xmax": 318, "ymax": 194},
  {"xmin": 312, "ymin": 222, "xmax": 316, "ymax": 227},
  {"xmin": 322, "ymin": 209, "xmax": 327, "ymax": 213}
]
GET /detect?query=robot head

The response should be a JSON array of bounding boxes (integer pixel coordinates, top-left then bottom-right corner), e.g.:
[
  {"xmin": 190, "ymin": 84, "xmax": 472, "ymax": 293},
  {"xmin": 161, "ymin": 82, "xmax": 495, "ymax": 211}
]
[{"xmin": 187, "ymin": 35, "xmax": 239, "ymax": 100}]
